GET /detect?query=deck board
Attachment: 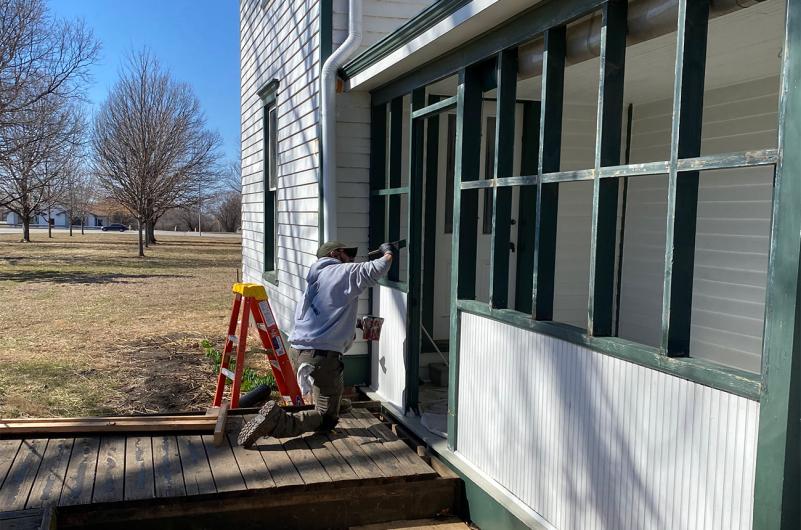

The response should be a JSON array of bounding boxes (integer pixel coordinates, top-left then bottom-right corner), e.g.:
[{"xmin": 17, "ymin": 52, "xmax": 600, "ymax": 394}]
[
  {"xmin": 27, "ymin": 438, "xmax": 73, "ymax": 508},
  {"xmin": 153, "ymin": 436, "xmax": 185, "ymax": 498},
  {"xmin": 176, "ymin": 435, "xmax": 216, "ymax": 495},
  {"xmin": 242, "ymin": 414, "xmax": 304, "ymax": 487},
  {"xmin": 93, "ymin": 436, "xmax": 125, "ymax": 503},
  {"xmin": 202, "ymin": 435, "xmax": 246, "ymax": 492},
  {"xmin": 226, "ymin": 417, "xmax": 275, "ymax": 490},
  {"xmin": 350, "ymin": 409, "xmax": 435, "ymax": 477},
  {"xmin": 0, "ymin": 438, "xmax": 46, "ymax": 511},
  {"xmin": 338, "ymin": 413, "xmax": 409, "ymax": 477},
  {"xmin": 0, "ymin": 440, "xmax": 22, "ymax": 488},
  {"xmin": 283, "ymin": 435, "xmax": 332, "ymax": 484},
  {"xmin": 60, "ymin": 437, "xmax": 100, "ymax": 506},
  {"xmin": 0, "ymin": 408, "xmax": 441, "ymax": 517},
  {"xmin": 124, "ymin": 436, "xmax": 154, "ymax": 501}
]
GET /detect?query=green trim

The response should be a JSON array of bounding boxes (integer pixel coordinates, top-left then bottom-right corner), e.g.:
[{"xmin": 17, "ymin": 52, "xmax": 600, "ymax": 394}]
[
  {"xmin": 753, "ymin": 0, "xmax": 801, "ymax": 526},
  {"xmin": 369, "ymin": 104, "xmax": 387, "ymax": 253},
  {"xmin": 660, "ymin": 0, "xmax": 708, "ymax": 356},
  {"xmin": 371, "ymin": 0, "xmax": 606, "ymax": 105},
  {"xmin": 262, "ymin": 270, "xmax": 279, "ymax": 286},
  {"xmin": 488, "ymin": 49, "xmax": 517, "ymax": 310},
  {"xmin": 412, "ymin": 95, "xmax": 458, "ymax": 120},
  {"xmin": 422, "ymin": 94, "xmax": 442, "ymax": 351},
  {"xmin": 341, "ymin": 0, "xmax": 471, "ymax": 79},
  {"xmin": 514, "ymin": 102, "xmax": 540, "ymax": 313},
  {"xmin": 614, "ymin": 103, "xmax": 634, "ymax": 336},
  {"xmin": 588, "ymin": 0, "xmax": 626, "ymax": 336},
  {"xmin": 372, "ymin": 187, "xmax": 409, "ymax": 196},
  {"xmin": 533, "ymin": 26, "xmax": 565, "ymax": 320},
  {"xmin": 457, "ymin": 299, "xmax": 762, "ymax": 401},
  {"xmin": 405, "ymin": 87, "xmax": 427, "ymax": 414},
  {"xmin": 257, "ymin": 79, "xmax": 280, "ymax": 102},
  {"xmin": 388, "ymin": 97, "xmax": 403, "ymax": 282},
  {"xmin": 343, "ymin": 354, "xmax": 370, "ymax": 386},
  {"xmin": 376, "ymin": 278, "xmax": 408, "ymax": 292}
]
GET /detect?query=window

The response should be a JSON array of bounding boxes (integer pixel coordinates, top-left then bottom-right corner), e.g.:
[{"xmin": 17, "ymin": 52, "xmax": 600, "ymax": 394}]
[{"xmin": 261, "ymin": 81, "xmax": 279, "ymax": 283}]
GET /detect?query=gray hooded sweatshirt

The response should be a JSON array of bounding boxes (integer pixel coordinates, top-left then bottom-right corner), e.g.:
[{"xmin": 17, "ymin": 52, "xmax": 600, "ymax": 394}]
[{"xmin": 289, "ymin": 256, "xmax": 391, "ymax": 353}]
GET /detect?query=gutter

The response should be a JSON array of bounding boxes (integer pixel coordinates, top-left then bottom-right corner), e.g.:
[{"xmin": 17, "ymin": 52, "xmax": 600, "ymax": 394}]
[{"xmin": 321, "ymin": 0, "xmax": 362, "ymax": 242}]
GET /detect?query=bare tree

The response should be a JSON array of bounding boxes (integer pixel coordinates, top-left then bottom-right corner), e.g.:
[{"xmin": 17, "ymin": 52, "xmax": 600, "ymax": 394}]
[
  {"xmin": 0, "ymin": 0, "xmax": 98, "ymax": 166},
  {"xmin": 64, "ymin": 161, "xmax": 95, "ymax": 235},
  {"xmin": 0, "ymin": 96, "xmax": 85, "ymax": 241},
  {"xmin": 92, "ymin": 50, "xmax": 222, "ymax": 256},
  {"xmin": 212, "ymin": 159, "xmax": 241, "ymax": 232}
]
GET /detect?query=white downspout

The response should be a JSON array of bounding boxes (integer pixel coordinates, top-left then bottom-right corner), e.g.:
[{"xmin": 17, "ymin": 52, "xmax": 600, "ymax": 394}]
[{"xmin": 321, "ymin": 0, "xmax": 362, "ymax": 242}]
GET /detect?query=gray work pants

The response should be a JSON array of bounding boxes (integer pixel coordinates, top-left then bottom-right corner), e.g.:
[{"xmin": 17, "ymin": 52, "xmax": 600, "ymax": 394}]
[{"xmin": 270, "ymin": 348, "xmax": 344, "ymax": 438}]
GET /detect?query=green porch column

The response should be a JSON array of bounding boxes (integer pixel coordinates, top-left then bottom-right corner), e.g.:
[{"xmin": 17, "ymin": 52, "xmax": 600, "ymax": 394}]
[{"xmin": 753, "ymin": 0, "xmax": 801, "ymax": 527}]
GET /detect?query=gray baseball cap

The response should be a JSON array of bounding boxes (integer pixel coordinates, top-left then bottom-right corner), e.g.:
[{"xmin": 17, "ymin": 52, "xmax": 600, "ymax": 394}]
[{"xmin": 316, "ymin": 240, "xmax": 358, "ymax": 259}]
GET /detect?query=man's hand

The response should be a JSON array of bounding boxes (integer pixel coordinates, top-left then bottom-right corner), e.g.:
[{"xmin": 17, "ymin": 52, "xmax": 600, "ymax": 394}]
[{"xmin": 379, "ymin": 242, "xmax": 398, "ymax": 260}]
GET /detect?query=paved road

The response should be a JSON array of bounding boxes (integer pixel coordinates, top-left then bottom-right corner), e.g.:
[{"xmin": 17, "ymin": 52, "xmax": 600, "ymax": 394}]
[{"xmin": 0, "ymin": 227, "xmax": 240, "ymax": 238}]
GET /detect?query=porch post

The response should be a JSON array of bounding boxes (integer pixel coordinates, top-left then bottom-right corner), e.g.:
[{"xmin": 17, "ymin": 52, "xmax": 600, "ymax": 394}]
[{"xmin": 753, "ymin": 0, "xmax": 801, "ymax": 527}]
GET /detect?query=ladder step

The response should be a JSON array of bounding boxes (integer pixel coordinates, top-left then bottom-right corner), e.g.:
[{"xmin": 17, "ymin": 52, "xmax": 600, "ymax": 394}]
[{"xmin": 221, "ymin": 368, "xmax": 235, "ymax": 381}]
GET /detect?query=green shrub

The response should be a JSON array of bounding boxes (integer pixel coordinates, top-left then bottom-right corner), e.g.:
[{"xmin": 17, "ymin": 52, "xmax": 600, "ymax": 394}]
[{"xmin": 201, "ymin": 339, "xmax": 277, "ymax": 392}]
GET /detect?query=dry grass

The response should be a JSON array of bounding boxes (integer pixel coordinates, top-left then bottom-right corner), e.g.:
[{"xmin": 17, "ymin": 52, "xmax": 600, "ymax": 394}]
[{"xmin": 0, "ymin": 231, "xmax": 261, "ymax": 417}]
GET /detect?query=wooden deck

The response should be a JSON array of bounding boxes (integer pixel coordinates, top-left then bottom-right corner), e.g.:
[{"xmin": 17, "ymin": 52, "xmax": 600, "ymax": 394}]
[{"xmin": 0, "ymin": 408, "xmax": 458, "ymax": 529}]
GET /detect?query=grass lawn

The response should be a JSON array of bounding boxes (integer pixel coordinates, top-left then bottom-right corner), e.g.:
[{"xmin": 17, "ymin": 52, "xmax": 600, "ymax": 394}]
[{"xmin": 0, "ymin": 231, "xmax": 258, "ymax": 418}]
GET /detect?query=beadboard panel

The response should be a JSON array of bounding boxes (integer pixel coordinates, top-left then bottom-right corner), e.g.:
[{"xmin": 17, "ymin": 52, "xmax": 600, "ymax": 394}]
[
  {"xmin": 457, "ymin": 312, "xmax": 759, "ymax": 530},
  {"xmin": 369, "ymin": 286, "xmax": 408, "ymax": 409}
]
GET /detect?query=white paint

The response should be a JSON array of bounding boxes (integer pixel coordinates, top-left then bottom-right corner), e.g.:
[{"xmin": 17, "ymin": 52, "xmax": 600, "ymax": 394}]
[
  {"xmin": 457, "ymin": 312, "xmax": 760, "ymax": 530},
  {"xmin": 370, "ymin": 286, "xmax": 407, "ymax": 409}
]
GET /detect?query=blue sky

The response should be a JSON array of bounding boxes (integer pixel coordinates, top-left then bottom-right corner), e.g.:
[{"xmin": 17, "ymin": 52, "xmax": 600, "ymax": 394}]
[{"xmin": 49, "ymin": 0, "xmax": 240, "ymax": 163}]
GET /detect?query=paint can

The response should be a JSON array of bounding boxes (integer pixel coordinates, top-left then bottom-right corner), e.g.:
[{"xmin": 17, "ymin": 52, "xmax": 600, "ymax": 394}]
[{"xmin": 360, "ymin": 315, "xmax": 385, "ymax": 341}]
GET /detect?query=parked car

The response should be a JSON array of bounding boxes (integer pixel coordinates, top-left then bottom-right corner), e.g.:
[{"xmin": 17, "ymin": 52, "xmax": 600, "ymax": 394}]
[{"xmin": 101, "ymin": 223, "xmax": 128, "ymax": 232}]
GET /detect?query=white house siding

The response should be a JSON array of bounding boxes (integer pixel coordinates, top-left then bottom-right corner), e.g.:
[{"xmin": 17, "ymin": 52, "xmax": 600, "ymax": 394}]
[
  {"xmin": 240, "ymin": 0, "xmax": 322, "ymax": 333},
  {"xmin": 369, "ymin": 285, "xmax": 407, "ymax": 408},
  {"xmin": 457, "ymin": 312, "xmax": 760, "ymax": 530},
  {"xmin": 332, "ymin": 0, "xmax": 437, "ymax": 54}
]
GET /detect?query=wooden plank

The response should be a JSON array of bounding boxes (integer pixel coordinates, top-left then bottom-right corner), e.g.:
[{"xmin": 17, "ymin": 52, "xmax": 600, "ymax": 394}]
[
  {"xmin": 152, "ymin": 436, "xmax": 185, "ymax": 498},
  {"xmin": 282, "ymin": 435, "xmax": 331, "ymax": 485},
  {"xmin": 350, "ymin": 409, "xmax": 435, "ymax": 477},
  {"xmin": 514, "ymin": 102, "xmax": 540, "ymax": 313},
  {"xmin": 256, "ymin": 436, "xmax": 304, "ymax": 487},
  {"xmin": 0, "ymin": 416, "xmax": 215, "ymax": 435},
  {"xmin": 0, "ymin": 438, "xmax": 45, "ymax": 510},
  {"xmin": 335, "ymin": 413, "xmax": 407, "ymax": 477},
  {"xmin": 124, "ymin": 436, "xmax": 154, "ymax": 501},
  {"xmin": 225, "ymin": 417, "xmax": 275, "ymax": 490},
  {"xmin": 533, "ymin": 26, "xmax": 565, "ymax": 320},
  {"xmin": 212, "ymin": 402, "xmax": 229, "ymax": 447},
  {"xmin": 59, "ymin": 437, "xmax": 100, "ymax": 506},
  {"xmin": 489, "ymin": 48, "xmax": 517, "ymax": 310},
  {"xmin": 588, "ymin": 0, "xmax": 627, "ymax": 336},
  {"xmin": 176, "ymin": 435, "xmax": 216, "ymax": 495},
  {"xmin": 26, "ymin": 438, "xmax": 73, "ymax": 508},
  {"xmin": 92, "ymin": 436, "xmax": 125, "ymax": 503},
  {"xmin": 0, "ymin": 507, "xmax": 47, "ymax": 530},
  {"xmin": 660, "ymin": 0, "xmax": 709, "ymax": 355},
  {"xmin": 0, "ymin": 439, "xmax": 21, "ymax": 488},
  {"xmin": 201, "ymin": 434, "xmax": 246, "ymax": 492},
  {"xmin": 326, "ymin": 423, "xmax": 385, "ymax": 480},
  {"xmin": 303, "ymin": 432, "xmax": 358, "ymax": 482}
]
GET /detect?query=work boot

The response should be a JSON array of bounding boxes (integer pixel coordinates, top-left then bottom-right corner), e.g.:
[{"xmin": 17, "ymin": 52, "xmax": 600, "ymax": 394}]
[
  {"xmin": 339, "ymin": 397, "xmax": 352, "ymax": 413},
  {"xmin": 238, "ymin": 400, "xmax": 281, "ymax": 448}
]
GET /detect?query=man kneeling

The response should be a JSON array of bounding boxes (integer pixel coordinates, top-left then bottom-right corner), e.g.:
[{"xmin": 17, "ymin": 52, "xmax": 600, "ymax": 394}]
[{"xmin": 238, "ymin": 240, "xmax": 395, "ymax": 447}]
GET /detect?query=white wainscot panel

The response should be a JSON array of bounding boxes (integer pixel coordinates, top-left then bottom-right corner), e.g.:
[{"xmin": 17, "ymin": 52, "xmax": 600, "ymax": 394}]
[
  {"xmin": 370, "ymin": 286, "xmax": 407, "ymax": 409},
  {"xmin": 457, "ymin": 313, "xmax": 759, "ymax": 530}
]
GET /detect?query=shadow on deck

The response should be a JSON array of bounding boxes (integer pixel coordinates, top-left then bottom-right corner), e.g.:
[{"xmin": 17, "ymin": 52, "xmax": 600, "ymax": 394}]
[{"xmin": 0, "ymin": 408, "xmax": 460, "ymax": 529}]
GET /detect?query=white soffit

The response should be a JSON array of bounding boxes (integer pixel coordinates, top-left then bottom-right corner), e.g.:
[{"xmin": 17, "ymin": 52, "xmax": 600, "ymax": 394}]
[{"xmin": 346, "ymin": 0, "xmax": 541, "ymax": 91}]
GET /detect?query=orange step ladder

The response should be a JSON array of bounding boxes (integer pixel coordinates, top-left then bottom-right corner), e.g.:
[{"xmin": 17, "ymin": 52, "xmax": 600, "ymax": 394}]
[{"xmin": 212, "ymin": 283, "xmax": 303, "ymax": 408}]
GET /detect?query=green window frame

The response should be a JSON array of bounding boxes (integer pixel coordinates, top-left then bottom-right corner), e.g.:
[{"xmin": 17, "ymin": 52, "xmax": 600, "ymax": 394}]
[{"xmin": 260, "ymin": 80, "xmax": 279, "ymax": 285}]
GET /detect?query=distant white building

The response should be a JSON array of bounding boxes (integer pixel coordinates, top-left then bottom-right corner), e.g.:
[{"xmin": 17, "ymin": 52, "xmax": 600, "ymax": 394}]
[{"xmin": 1, "ymin": 207, "xmax": 108, "ymax": 228}]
